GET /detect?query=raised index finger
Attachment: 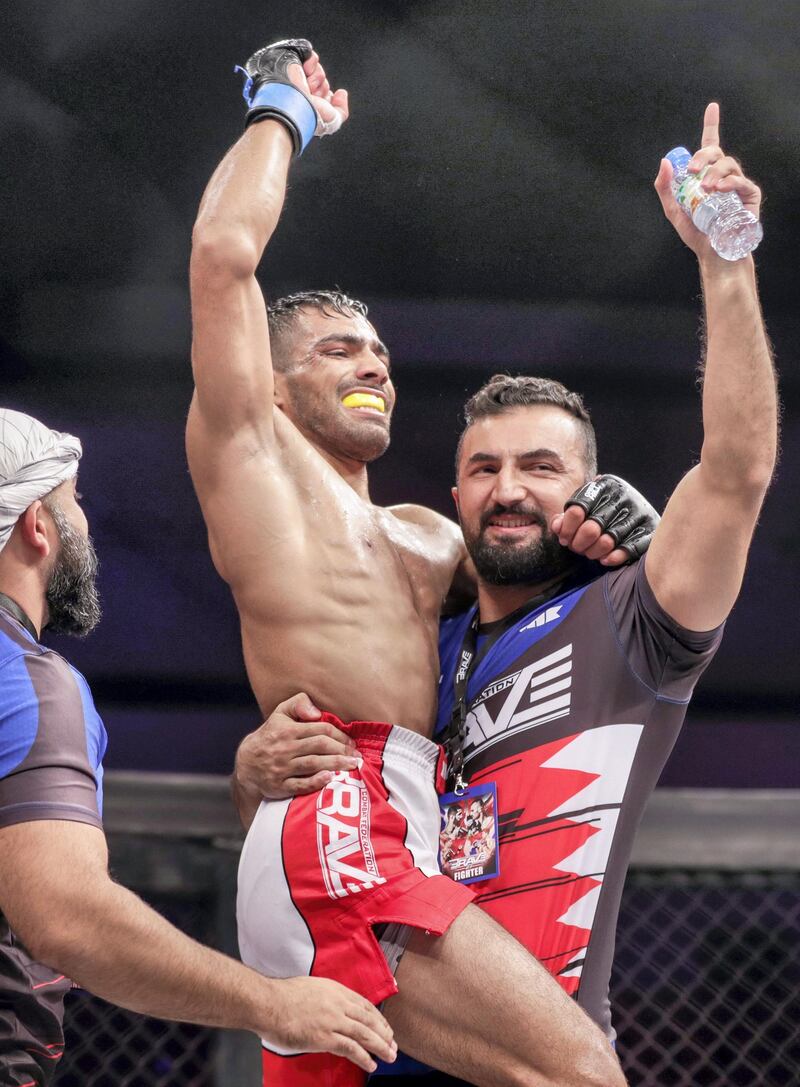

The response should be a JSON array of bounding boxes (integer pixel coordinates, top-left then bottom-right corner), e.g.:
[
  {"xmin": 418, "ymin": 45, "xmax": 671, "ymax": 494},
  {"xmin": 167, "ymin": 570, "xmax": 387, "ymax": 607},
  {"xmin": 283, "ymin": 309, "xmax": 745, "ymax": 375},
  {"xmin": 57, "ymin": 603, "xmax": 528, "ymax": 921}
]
[{"xmin": 701, "ymin": 101, "xmax": 720, "ymax": 148}]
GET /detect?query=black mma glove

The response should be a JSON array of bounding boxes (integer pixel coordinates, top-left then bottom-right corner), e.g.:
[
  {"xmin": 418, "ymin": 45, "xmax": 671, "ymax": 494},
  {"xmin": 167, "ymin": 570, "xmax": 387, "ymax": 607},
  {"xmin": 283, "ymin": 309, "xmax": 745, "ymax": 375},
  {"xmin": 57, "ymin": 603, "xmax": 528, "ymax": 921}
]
[
  {"xmin": 564, "ymin": 475, "xmax": 660, "ymax": 561},
  {"xmin": 237, "ymin": 39, "xmax": 323, "ymax": 155}
]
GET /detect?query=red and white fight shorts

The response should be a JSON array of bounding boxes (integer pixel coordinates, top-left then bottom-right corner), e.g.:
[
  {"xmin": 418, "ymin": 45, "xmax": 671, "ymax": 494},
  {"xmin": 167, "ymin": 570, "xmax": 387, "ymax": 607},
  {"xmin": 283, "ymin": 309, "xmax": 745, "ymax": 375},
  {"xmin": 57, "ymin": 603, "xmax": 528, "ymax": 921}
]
[{"xmin": 237, "ymin": 714, "xmax": 474, "ymax": 1087}]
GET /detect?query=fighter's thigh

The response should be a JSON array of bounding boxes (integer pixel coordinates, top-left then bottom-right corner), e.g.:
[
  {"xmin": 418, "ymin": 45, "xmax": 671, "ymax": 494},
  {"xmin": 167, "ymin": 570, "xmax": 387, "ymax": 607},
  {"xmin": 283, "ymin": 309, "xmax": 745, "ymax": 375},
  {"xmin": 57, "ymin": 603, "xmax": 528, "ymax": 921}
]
[{"xmin": 384, "ymin": 903, "xmax": 623, "ymax": 1087}]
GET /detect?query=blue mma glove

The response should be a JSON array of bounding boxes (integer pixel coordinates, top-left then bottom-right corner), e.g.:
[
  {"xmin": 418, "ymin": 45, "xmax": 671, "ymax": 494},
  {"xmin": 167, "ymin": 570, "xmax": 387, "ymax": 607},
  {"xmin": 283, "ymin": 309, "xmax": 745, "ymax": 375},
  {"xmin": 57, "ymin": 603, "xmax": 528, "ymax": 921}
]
[
  {"xmin": 565, "ymin": 475, "xmax": 660, "ymax": 561},
  {"xmin": 237, "ymin": 38, "xmax": 318, "ymax": 155}
]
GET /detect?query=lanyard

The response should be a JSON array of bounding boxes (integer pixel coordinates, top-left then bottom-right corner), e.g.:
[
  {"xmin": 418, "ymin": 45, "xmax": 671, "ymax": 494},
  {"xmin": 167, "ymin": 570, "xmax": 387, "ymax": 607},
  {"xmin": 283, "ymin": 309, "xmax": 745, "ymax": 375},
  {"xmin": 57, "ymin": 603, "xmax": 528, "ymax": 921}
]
[
  {"xmin": 445, "ymin": 609, "xmax": 506, "ymax": 793},
  {"xmin": 0, "ymin": 592, "xmax": 39, "ymax": 641},
  {"xmin": 443, "ymin": 578, "xmax": 578, "ymax": 793}
]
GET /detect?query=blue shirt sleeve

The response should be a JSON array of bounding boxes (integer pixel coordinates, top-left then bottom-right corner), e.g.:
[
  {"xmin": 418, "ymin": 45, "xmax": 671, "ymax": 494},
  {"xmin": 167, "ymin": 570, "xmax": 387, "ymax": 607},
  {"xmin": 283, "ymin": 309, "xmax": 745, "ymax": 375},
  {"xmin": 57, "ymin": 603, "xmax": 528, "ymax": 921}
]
[{"xmin": 0, "ymin": 649, "xmax": 105, "ymax": 830}]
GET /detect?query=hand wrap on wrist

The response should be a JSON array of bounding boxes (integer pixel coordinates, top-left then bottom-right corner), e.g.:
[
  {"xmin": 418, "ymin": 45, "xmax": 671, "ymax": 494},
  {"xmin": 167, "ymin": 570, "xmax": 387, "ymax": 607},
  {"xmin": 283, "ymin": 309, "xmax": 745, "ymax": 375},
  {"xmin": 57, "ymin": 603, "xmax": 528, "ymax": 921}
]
[
  {"xmin": 236, "ymin": 38, "xmax": 318, "ymax": 156},
  {"xmin": 565, "ymin": 474, "xmax": 660, "ymax": 561}
]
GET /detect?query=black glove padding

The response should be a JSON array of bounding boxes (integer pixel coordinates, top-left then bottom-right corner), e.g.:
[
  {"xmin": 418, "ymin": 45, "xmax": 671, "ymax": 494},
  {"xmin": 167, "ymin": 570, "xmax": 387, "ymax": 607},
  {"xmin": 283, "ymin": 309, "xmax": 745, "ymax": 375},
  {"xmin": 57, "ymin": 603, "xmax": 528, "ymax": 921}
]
[
  {"xmin": 564, "ymin": 475, "xmax": 660, "ymax": 561},
  {"xmin": 239, "ymin": 39, "xmax": 317, "ymax": 155}
]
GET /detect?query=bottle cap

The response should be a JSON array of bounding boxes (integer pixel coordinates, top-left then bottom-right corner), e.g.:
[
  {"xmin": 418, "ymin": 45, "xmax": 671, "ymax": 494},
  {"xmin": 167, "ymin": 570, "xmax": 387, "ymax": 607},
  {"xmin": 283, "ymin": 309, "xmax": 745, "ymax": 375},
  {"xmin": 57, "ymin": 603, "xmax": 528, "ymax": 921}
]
[{"xmin": 665, "ymin": 146, "xmax": 692, "ymax": 172}]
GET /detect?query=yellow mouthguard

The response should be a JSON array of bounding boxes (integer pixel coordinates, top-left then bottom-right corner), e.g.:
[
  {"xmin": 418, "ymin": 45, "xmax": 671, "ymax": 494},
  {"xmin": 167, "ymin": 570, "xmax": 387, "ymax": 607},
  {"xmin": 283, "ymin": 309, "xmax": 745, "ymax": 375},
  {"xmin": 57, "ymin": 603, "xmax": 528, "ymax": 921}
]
[{"xmin": 342, "ymin": 392, "xmax": 385, "ymax": 413}]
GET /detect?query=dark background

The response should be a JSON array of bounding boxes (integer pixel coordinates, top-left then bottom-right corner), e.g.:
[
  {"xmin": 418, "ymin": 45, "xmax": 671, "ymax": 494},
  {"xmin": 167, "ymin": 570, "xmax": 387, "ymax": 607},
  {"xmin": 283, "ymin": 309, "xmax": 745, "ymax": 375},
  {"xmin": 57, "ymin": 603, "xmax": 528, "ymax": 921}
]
[{"xmin": 2, "ymin": 1, "xmax": 797, "ymax": 785}]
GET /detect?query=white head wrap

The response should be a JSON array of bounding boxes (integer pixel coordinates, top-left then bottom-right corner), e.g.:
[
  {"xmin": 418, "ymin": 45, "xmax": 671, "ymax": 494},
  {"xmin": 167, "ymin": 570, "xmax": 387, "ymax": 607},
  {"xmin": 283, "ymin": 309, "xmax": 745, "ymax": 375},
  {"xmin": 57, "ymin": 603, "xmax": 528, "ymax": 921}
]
[{"xmin": 0, "ymin": 409, "xmax": 82, "ymax": 554}]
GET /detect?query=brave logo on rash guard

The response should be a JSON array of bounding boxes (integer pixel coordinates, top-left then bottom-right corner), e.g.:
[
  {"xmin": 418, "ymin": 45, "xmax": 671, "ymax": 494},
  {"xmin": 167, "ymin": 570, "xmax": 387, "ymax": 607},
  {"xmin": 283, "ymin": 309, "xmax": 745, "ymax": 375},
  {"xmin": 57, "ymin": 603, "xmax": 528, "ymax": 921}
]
[
  {"xmin": 316, "ymin": 770, "xmax": 387, "ymax": 899},
  {"xmin": 463, "ymin": 643, "xmax": 574, "ymax": 759}
]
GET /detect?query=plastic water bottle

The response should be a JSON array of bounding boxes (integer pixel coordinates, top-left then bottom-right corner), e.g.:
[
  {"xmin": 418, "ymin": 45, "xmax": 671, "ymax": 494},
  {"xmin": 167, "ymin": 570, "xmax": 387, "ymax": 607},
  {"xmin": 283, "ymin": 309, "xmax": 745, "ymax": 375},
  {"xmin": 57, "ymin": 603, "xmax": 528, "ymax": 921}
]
[{"xmin": 666, "ymin": 146, "xmax": 763, "ymax": 261}]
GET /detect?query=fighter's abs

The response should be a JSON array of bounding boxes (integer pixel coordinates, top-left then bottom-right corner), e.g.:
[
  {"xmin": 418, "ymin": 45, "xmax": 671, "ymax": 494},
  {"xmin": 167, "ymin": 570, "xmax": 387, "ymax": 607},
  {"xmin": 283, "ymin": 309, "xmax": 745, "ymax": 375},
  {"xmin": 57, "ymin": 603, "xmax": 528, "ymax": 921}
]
[{"xmin": 238, "ymin": 518, "xmax": 448, "ymax": 733}]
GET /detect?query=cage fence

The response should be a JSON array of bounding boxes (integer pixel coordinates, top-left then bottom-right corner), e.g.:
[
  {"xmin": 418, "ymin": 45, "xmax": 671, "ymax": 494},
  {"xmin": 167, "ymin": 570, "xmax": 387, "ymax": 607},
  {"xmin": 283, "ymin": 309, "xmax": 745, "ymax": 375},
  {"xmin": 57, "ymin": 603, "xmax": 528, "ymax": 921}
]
[
  {"xmin": 57, "ymin": 891, "xmax": 219, "ymax": 1087},
  {"xmin": 611, "ymin": 869, "xmax": 800, "ymax": 1086},
  {"xmin": 52, "ymin": 781, "xmax": 799, "ymax": 1087}
]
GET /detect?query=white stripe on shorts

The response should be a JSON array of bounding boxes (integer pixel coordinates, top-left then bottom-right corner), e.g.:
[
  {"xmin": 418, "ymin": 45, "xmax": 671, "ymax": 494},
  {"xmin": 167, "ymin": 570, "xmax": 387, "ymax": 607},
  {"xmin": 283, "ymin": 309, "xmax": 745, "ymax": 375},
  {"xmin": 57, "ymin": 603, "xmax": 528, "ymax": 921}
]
[
  {"xmin": 237, "ymin": 798, "xmax": 315, "ymax": 980},
  {"xmin": 380, "ymin": 725, "xmax": 442, "ymax": 877}
]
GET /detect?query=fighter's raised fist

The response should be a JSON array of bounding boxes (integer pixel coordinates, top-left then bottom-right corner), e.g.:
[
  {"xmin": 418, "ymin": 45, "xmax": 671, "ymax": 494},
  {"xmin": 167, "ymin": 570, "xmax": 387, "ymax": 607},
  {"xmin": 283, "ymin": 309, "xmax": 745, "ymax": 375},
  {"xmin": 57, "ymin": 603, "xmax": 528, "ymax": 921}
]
[{"xmin": 238, "ymin": 38, "xmax": 348, "ymax": 155}]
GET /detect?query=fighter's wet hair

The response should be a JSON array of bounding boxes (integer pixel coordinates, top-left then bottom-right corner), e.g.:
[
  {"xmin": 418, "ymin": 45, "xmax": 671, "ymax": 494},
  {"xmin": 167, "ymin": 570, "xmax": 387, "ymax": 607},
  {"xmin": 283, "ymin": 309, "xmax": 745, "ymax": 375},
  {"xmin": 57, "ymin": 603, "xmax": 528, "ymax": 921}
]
[
  {"xmin": 267, "ymin": 290, "xmax": 368, "ymax": 371},
  {"xmin": 455, "ymin": 373, "xmax": 598, "ymax": 479}
]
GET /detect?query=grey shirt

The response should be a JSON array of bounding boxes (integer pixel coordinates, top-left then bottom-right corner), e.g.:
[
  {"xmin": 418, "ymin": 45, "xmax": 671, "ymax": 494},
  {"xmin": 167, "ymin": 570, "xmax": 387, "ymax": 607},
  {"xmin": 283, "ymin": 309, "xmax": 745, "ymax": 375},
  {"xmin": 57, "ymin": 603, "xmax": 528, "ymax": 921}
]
[
  {"xmin": 0, "ymin": 603, "xmax": 106, "ymax": 1084},
  {"xmin": 436, "ymin": 557, "xmax": 723, "ymax": 1040}
]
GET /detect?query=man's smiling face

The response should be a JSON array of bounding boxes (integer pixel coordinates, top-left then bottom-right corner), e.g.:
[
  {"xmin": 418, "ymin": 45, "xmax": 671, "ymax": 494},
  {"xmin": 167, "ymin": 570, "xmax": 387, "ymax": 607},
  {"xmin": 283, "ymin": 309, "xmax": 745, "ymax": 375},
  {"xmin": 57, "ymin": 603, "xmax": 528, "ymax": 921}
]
[{"xmin": 453, "ymin": 405, "xmax": 590, "ymax": 586}]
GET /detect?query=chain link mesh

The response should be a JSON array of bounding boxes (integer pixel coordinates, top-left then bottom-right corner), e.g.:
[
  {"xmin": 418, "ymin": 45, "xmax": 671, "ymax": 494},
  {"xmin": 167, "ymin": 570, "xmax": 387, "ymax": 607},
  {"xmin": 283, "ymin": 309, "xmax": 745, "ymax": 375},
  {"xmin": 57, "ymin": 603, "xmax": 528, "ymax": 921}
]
[
  {"xmin": 54, "ymin": 892, "xmax": 218, "ymax": 1087},
  {"xmin": 612, "ymin": 869, "xmax": 800, "ymax": 1086},
  {"xmin": 53, "ymin": 861, "xmax": 800, "ymax": 1086},
  {"xmin": 56, "ymin": 996, "xmax": 212, "ymax": 1087}
]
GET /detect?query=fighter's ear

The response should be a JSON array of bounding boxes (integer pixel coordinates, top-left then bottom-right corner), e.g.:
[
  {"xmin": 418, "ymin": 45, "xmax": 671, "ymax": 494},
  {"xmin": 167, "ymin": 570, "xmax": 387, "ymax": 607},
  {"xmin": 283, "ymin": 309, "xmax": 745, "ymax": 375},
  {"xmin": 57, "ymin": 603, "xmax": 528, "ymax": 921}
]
[{"xmin": 18, "ymin": 501, "xmax": 52, "ymax": 557}]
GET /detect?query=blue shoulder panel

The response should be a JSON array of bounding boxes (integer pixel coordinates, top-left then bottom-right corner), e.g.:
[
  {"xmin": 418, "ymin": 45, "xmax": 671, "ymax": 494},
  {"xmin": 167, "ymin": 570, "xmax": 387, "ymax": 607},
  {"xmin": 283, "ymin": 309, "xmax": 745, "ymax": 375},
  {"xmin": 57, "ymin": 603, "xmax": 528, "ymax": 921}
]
[{"xmin": 0, "ymin": 654, "xmax": 40, "ymax": 778}]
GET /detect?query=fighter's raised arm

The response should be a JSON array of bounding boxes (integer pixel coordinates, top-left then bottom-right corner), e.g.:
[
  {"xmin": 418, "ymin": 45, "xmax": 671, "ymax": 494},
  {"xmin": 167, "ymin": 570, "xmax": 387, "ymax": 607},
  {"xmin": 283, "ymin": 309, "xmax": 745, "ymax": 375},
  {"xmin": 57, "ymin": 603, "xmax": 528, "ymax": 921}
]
[
  {"xmin": 646, "ymin": 103, "xmax": 778, "ymax": 631},
  {"xmin": 188, "ymin": 40, "xmax": 347, "ymax": 451}
]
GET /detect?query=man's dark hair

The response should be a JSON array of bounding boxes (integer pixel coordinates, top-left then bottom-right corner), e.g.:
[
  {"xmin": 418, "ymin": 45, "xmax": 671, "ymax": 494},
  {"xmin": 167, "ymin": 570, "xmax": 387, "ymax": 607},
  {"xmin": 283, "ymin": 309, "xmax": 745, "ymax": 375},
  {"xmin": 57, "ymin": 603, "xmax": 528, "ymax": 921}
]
[
  {"xmin": 267, "ymin": 290, "xmax": 368, "ymax": 372},
  {"xmin": 455, "ymin": 374, "xmax": 598, "ymax": 478}
]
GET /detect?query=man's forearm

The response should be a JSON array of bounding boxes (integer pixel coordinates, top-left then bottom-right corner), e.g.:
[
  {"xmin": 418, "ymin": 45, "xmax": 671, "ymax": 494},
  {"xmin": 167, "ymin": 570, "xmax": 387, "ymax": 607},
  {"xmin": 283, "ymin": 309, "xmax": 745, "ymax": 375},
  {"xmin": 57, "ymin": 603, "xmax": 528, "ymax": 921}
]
[
  {"xmin": 37, "ymin": 876, "xmax": 276, "ymax": 1033},
  {"xmin": 187, "ymin": 120, "xmax": 292, "ymax": 440},
  {"xmin": 698, "ymin": 254, "xmax": 778, "ymax": 490},
  {"xmin": 191, "ymin": 120, "xmax": 293, "ymax": 269},
  {"xmin": 1, "ymin": 818, "xmax": 395, "ymax": 1069}
]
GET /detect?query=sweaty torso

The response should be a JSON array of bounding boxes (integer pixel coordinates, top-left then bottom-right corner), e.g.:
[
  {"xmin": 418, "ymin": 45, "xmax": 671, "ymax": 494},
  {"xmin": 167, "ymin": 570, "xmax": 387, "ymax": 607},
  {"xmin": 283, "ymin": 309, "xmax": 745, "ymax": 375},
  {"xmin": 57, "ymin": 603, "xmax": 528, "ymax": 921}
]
[{"xmin": 198, "ymin": 413, "xmax": 463, "ymax": 733}]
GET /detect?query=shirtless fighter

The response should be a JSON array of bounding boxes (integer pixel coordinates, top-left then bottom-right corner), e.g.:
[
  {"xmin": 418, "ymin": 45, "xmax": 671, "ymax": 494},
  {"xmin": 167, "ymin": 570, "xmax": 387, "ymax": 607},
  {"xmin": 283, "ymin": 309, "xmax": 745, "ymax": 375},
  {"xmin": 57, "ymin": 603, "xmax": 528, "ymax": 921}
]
[{"xmin": 188, "ymin": 38, "xmax": 636, "ymax": 1087}]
